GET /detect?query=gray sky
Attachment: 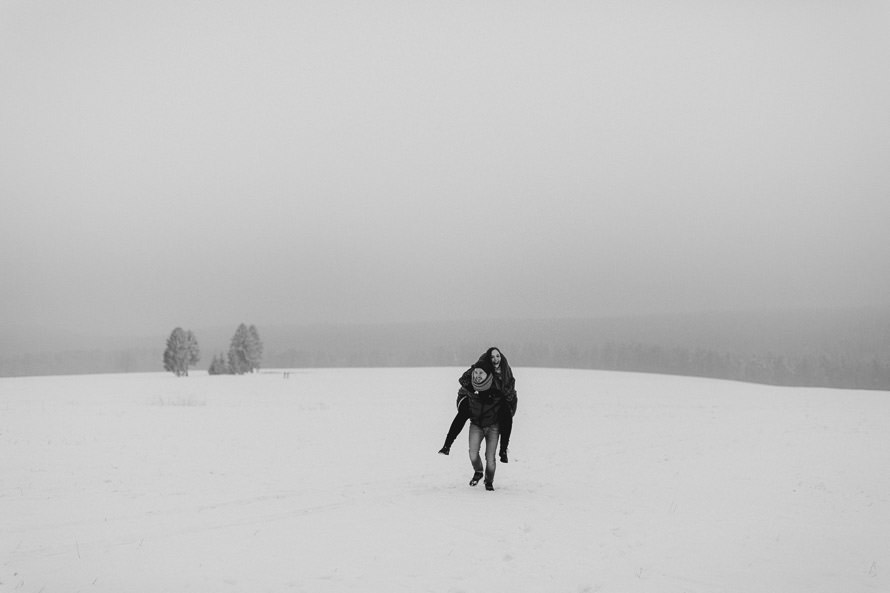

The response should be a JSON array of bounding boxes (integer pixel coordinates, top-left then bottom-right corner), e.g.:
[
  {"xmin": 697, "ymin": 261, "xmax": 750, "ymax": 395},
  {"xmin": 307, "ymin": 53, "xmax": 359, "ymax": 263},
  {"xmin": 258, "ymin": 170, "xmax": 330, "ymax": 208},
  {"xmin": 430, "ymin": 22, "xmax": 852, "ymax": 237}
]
[{"xmin": 2, "ymin": 1, "xmax": 889, "ymax": 336}]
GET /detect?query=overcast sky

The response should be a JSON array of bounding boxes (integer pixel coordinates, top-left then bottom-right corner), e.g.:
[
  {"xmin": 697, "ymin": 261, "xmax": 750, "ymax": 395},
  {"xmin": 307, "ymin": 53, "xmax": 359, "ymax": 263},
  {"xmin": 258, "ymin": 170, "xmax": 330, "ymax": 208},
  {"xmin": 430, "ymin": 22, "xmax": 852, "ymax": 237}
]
[{"xmin": 2, "ymin": 1, "xmax": 889, "ymax": 336}]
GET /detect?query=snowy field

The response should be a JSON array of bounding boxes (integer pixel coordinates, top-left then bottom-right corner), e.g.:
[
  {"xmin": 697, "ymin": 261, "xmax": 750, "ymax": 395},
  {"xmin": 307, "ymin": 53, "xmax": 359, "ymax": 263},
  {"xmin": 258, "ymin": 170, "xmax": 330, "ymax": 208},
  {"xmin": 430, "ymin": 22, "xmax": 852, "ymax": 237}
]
[{"xmin": 1, "ymin": 368, "xmax": 888, "ymax": 593}]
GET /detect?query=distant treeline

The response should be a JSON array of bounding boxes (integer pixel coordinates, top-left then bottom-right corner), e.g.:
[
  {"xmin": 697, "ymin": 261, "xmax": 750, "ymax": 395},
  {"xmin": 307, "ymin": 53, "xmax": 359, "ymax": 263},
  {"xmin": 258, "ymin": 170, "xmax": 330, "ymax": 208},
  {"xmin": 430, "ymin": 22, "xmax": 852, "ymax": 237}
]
[
  {"xmin": 0, "ymin": 348, "xmax": 160, "ymax": 377},
  {"xmin": 261, "ymin": 340, "xmax": 890, "ymax": 391},
  {"xmin": 2, "ymin": 340, "xmax": 889, "ymax": 391},
  {"xmin": 2, "ymin": 308, "xmax": 889, "ymax": 390},
  {"xmin": 511, "ymin": 341, "xmax": 890, "ymax": 390}
]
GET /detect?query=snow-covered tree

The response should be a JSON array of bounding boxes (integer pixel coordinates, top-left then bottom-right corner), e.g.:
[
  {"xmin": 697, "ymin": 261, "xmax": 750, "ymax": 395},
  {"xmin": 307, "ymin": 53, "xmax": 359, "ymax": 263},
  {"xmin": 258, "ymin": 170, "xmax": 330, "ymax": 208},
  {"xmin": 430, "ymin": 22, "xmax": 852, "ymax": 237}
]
[
  {"xmin": 227, "ymin": 323, "xmax": 263, "ymax": 375},
  {"xmin": 163, "ymin": 328, "xmax": 200, "ymax": 377},
  {"xmin": 247, "ymin": 325, "xmax": 263, "ymax": 372}
]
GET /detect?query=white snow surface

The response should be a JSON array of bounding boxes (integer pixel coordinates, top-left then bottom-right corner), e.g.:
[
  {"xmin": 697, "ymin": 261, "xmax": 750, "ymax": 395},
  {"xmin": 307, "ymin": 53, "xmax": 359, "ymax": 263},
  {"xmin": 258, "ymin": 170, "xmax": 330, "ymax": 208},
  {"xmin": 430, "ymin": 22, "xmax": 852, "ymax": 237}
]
[{"xmin": 1, "ymin": 368, "xmax": 888, "ymax": 593}]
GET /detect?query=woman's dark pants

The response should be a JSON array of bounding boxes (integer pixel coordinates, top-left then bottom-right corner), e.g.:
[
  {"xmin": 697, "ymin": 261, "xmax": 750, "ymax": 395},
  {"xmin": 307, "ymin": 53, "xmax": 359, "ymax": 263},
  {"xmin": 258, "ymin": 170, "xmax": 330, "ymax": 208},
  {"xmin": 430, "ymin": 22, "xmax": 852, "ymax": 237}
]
[{"xmin": 444, "ymin": 400, "xmax": 471, "ymax": 448}]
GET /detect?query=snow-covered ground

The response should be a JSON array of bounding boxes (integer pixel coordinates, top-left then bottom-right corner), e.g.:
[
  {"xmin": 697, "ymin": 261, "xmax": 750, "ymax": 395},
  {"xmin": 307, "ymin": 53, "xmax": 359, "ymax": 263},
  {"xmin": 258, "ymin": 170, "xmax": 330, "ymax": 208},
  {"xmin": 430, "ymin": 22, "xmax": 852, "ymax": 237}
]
[{"xmin": 1, "ymin": 368, "xmax": 887, "ymax": 592}]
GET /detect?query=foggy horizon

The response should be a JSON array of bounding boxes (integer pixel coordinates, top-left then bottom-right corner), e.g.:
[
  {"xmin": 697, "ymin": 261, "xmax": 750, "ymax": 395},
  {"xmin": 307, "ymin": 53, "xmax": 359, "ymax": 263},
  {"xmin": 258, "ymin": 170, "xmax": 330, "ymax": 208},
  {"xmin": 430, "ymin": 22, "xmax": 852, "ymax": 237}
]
[
  {"xmin": 3, "ymin": 2, "xmax": 889, "ymax": 339},
  {"xmin": 2, "ymin": 302, "xmax": 888, "ymax": 342}
]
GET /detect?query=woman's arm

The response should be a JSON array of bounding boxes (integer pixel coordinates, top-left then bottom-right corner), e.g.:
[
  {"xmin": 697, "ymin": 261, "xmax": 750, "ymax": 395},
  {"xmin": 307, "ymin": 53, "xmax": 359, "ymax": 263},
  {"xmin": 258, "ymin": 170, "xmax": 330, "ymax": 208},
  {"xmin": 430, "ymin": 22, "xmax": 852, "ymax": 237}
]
[
  {"xmin": 501, "ymin": 365, "xmax": 517, "ymax": 400},
  {"xmin": 456, "ymin": 387, "xmax": 470, "ymax": 410}
]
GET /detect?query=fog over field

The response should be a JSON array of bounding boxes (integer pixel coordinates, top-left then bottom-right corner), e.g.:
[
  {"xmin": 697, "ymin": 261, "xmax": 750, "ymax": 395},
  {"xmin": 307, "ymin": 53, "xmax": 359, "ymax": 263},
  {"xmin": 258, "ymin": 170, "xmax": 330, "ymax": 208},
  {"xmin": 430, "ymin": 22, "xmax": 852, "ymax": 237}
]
[{"xmin": 2, "ymin": 2, "xmax": 889, "ymax": 345}]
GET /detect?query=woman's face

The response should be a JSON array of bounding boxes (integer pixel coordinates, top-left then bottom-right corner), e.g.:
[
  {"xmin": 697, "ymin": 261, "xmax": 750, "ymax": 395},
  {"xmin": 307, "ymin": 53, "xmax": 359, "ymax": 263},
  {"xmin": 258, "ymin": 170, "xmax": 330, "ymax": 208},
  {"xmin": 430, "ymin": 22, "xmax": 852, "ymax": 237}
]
[
  {"xmin": 472, "ymin": 367, "xmax": 488, "ymax": 383},
  {"xmin": 490, "ymin": 349, "xmax": 501, "ymax": 367}
]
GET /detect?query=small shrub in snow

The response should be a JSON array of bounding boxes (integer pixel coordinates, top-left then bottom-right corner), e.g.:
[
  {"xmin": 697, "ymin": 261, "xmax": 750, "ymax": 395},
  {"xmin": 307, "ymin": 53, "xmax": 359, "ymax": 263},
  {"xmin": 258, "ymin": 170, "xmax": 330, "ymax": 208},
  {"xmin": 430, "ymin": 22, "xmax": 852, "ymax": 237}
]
[{"xmin": 152, "ymin": 395, "xmax": 206, "ymax": 407}]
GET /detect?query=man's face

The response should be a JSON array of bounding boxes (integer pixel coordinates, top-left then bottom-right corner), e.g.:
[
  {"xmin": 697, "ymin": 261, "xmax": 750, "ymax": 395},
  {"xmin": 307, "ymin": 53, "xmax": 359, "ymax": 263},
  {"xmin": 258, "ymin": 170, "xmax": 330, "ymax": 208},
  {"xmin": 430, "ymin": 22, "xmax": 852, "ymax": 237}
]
[{"xmin": 472, "ymin": 368, "xmax": 487, "ymax": 383}]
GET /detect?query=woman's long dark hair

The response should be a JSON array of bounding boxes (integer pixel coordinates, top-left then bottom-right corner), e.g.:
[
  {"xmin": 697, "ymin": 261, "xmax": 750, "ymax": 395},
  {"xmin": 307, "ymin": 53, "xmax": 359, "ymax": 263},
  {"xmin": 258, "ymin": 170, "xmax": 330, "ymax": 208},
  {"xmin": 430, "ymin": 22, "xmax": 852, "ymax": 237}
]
[
  {"xmin": 470, "ymin": 346, "xmax": 514, "ymax": 395},
  {"xmin": 478, "ymin": 346, "xmax": 512, "ymax": 378}
]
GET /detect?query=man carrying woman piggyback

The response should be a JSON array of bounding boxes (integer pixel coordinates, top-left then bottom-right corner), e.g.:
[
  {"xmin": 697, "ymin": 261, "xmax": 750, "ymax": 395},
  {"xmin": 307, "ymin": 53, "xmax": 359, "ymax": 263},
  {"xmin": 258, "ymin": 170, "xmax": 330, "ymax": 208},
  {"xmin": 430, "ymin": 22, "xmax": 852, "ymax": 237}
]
[{"xmin": 438, "ymin": 347, "xmax": 518, "ymax": 491}]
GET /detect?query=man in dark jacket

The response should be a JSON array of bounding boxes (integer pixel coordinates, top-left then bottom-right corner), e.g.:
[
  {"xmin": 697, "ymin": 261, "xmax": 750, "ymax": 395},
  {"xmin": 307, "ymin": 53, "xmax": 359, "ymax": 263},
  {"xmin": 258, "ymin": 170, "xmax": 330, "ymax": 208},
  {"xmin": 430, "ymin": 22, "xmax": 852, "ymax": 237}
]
[{"xmin": 466, "ymin": 361, "xmax": 503, "ymax": 490}]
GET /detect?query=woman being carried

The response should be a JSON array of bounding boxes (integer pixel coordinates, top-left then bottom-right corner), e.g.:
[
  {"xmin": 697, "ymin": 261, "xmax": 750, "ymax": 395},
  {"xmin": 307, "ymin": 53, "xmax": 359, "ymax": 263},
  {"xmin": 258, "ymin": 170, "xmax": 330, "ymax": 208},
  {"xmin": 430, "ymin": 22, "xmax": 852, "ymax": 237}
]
[{"xmin": 438, "ymin": 347, "xmax": 517, "ymax": 463}]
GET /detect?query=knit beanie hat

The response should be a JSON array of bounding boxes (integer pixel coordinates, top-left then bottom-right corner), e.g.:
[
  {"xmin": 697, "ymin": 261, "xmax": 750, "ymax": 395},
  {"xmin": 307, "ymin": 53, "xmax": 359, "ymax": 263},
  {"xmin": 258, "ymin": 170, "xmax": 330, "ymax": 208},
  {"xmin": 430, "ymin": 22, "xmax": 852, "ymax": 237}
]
[{"xmin": 471, "ymin": 366, "xmax": 493, "ymax": 392}]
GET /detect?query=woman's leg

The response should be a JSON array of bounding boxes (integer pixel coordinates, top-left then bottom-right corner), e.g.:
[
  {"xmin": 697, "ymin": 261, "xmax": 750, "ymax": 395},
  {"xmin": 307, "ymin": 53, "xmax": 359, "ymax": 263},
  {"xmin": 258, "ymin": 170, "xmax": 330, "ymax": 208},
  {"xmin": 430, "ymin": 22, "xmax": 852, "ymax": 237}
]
[
  {"xmin": 498, "ymin": 408, "xmax": 513, "ymax": 461},
  {"xmin": 483, "ymin": 424, "xmax": 500, "ymax": 488},
  {"xmin": 442, "ymin": 401, "xmax": 470, "ymax": 451}
]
